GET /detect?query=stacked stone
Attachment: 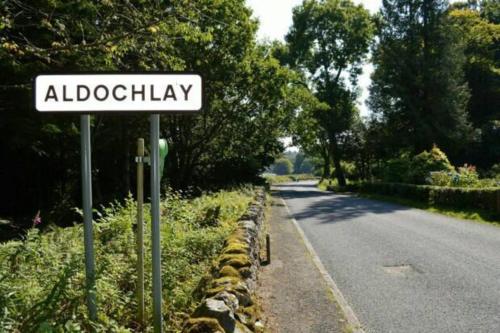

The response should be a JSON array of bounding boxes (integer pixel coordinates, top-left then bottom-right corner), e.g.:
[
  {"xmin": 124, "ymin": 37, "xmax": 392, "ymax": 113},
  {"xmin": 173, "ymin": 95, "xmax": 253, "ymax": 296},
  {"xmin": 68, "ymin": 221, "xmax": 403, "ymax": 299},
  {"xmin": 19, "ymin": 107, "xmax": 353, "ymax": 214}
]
[{"xmin": 183, "ymin": 189, "xmax": 266, "ymax": 333}]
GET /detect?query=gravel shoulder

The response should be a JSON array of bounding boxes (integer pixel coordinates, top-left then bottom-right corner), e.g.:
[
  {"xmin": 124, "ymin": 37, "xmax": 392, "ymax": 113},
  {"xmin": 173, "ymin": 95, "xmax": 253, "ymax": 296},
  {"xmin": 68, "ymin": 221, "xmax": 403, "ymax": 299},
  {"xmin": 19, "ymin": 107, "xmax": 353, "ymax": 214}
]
[{"xmin": 257, "ymin": 196, "xmax": 347, "ymax": 333}]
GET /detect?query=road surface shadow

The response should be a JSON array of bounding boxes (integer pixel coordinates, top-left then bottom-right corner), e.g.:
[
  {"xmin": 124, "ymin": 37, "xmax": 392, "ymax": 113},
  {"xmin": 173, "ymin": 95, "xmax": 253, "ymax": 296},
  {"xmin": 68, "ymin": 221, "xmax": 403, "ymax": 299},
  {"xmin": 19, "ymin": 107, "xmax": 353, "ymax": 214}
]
[
  {"xmin": 274, "ymin": 183, "xmax": 412, "ymax": 224},
  {"xmin": 272, "ymin": 183, "xmax": 329, "ymax": 200}
]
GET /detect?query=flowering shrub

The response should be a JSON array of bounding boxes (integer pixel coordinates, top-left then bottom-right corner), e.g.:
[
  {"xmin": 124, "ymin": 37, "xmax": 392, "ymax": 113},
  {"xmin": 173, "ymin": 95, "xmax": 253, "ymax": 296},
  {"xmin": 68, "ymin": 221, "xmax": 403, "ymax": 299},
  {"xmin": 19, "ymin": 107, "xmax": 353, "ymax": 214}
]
[
  {"xmin": 428, "ymin": 164, "xmax": 483, "ymax": 188},
  {"xmin": 32, "ymin": 210, "xmax": 42, "ymax": 227},
  {"xmin": 454, "ymin": 164, "xmax": 479, "ymax": 187}
]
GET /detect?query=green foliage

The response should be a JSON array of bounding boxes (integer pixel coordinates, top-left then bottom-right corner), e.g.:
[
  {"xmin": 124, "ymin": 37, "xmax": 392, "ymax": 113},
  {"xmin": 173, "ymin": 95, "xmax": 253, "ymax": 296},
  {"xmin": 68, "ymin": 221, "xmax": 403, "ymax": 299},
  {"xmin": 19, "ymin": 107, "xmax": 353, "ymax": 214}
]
[
  {"xmin": 370, "ymin": 0, "xmax": 473, "ymax": 158},
  {"xmin": 0, "ymin": 0, "xmax": 293, "ymax": 225},
  {"xmin": 381, "ymin": 153, "xmax": 413, "ymax": 183},
  {"xmin": 409, "ymin": 146, "xmax": 455, "ymax": 184},
  {"xmin": 289, "ymin": 84, "xmax": 331, "ymax": 178},
  {"xmin": 286, "ymin": 0, "xmax": 374, "ymax": 186},
  {"xmin": 272, "ymin": 158, "xmax": 293, "ymax": 175},
  {"xmin": 338, "ymin": 161, "xmax": 358, "ymax": 180},
  {"xmin": 429, "ymin": 164, "xmax": 499, "ymax": 188},
  {"xmin": 379, "ymin": 146, "xmax": 453, "ymax": 184},
  {"xmin": 487, "ymin": 164, "xmax": 500, "ymax": 180},
  {"xmin": 293, "ymin": 153, "xmax": 316, "ymax": 174},
  {"xmin": 428, "ymin": 171, "xmax": 454, "ymax": 187},
  {"xmin": 0, "ymin": 188, "xmax": 253, "ymax": 332},
  {"xmin": 455, "ymin": 164, "xmax": 480, "ymax": 187},
  {"xmin": 346, "ymin": 182, "xmax": 500, "ymax": 217},
  {"xmin": 263, "ymin": 173, "xmax": 317, "ymax": 185},
  {"xmin": 448, "ymin": 5, "xmax": 500, "ymax": 168}
]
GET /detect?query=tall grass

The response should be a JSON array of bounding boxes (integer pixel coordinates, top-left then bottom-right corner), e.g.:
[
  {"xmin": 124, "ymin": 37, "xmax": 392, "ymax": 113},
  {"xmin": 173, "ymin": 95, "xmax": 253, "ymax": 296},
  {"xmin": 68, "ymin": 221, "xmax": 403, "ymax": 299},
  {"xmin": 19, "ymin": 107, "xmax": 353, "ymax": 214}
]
[{"xmin": 0, "ymin": 188, "xmax": 254, "ymax": 332}]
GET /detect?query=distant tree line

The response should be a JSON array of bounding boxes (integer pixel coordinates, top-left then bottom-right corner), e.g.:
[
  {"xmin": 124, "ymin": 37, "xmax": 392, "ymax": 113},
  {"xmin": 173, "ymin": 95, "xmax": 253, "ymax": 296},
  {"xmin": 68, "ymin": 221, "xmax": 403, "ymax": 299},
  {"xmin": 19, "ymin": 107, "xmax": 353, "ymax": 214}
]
[{"xmin": 269, "ymin": 152, "xmax": 316, "ymax": 175}]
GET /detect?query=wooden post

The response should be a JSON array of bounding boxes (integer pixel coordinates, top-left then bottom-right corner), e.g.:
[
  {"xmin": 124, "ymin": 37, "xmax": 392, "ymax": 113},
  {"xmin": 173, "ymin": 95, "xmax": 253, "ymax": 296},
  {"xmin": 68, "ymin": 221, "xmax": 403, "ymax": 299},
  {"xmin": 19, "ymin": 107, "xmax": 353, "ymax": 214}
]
[
  {"xmin": 136, "ymin": 138, "xmax": 145, "ymax": 328},
  {"xmin": 266, "ymin": 234, "xmax": 271, "ymax": 265}
]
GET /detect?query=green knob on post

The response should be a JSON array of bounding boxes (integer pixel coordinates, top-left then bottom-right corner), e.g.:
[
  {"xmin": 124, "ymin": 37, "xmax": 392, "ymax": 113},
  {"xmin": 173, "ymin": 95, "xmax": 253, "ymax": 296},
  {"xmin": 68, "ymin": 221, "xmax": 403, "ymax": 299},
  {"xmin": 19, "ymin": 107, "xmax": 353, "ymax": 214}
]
[{"xmin": 159, "ymin": 139, "xmax": 168, "ymax": 179}]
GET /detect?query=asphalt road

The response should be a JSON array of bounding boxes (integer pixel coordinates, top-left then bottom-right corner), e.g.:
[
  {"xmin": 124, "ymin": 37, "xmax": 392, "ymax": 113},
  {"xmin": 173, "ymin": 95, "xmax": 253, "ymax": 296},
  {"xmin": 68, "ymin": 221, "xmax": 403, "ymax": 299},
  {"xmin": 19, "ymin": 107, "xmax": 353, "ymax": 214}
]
[{"xmin": 275, "ymin": 181, "xmax": 500, "ymax": 333}]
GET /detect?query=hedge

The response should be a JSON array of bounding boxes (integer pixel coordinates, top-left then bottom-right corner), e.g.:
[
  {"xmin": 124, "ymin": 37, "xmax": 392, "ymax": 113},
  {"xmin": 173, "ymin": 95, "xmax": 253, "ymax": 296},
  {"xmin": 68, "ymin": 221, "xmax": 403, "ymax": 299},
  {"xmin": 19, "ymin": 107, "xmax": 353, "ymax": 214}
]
[{"xmin": 342, "ymin": 182, "xmax": 500, "ymax": 214}]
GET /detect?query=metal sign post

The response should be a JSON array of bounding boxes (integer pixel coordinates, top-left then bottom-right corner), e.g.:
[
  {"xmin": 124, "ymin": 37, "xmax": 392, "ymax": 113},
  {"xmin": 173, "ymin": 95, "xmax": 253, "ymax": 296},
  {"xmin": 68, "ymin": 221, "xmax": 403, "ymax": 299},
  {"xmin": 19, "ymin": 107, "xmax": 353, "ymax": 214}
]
[
  {"xmin": 80, "ymin": 114, "xmax": 97, "ymax": 321},
  {"xmin": 150, "ymin": 114, "xmax": 162, "ymax": 332},
  {"xmin": 34, "ymin": 73, "xmax": 203, "ymax": 331}
]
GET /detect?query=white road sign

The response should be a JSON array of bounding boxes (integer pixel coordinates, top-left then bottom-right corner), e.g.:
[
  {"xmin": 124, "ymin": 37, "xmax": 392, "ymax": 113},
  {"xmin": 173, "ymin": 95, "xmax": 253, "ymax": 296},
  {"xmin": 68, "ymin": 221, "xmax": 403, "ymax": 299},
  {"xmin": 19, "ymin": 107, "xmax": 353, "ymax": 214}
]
[{"xmin": 34, "ymin": 73, "xmax": 203, "ymax": 113}]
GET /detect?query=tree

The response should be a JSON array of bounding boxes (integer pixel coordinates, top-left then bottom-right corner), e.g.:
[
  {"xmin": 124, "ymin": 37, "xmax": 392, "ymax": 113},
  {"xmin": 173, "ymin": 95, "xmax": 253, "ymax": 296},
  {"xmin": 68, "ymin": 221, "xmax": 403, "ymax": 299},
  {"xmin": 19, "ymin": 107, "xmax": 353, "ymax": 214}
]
[
  {"xmin": 273, "ymin": 158, "xmax": 293, "ymax": 175},
  {"xmin": 289, "ymin": 84, "xmax": 332, "ymax": 179},
  {"xmin": 448, "ymin": 3, "xmax": 500, "ymax": 168},
  {"xmin": 369, "ymin": 0, "xmax": 473, "ymax": 160},
  {"xmin": 292, "ymin": 152, "xmax": 315, "ymax": 174},
  {"xmin": 286, "ymin": 0, "xmax": 374, "ymax": 186}
]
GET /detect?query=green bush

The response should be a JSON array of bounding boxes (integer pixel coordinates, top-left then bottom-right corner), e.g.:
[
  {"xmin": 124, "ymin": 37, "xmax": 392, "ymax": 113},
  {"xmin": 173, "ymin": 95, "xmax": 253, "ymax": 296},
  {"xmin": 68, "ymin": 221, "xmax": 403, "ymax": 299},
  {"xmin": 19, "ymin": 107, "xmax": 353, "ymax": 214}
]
[
  {"xmin": 272, "ymin": 158, "xmax": 293, "ymax": 175},
  {"xmin": 428, "ymin": 165, "xmax": 494, "ymax": 188},
  {"xmin": 409, "ymin": 145, "xmax": 454, "ymax": 184},
  {"xmin": 429, "ymin": 171, "xmax": 453, "ymax": 186},
  {"xmin": 0, "ymin": 189, "xmax": 254, "ymax": 332},
  {"xmin": 381, "ymin": 153, "xmax": 413, "ymax": 183},
  {"xmin": 340, "ymin": 161, "xmax": 359, "ymax": 180},
  {"xmin": 486, "ymin": 163, "xmax": 500, "ymax": 180},
  {"xmin": 454, "ymin": 164, "xmax": 480, "ymax": 187}
]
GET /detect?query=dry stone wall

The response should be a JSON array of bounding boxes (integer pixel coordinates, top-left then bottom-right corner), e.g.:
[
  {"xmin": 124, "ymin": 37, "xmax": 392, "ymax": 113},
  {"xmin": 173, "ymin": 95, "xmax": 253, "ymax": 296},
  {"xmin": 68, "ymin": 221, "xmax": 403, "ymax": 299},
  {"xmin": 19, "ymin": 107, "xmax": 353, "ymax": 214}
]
[{"xmin": 183, "ymin": 189, "xmax": 266, "ymax": 333}]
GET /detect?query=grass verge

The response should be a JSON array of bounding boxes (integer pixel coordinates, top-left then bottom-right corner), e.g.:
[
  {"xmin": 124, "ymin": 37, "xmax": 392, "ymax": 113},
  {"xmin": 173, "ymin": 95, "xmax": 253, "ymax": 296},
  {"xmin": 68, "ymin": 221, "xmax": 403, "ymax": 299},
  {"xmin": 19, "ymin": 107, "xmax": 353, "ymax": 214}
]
[
  {"xmin": 264, "ymin": 174, "xmax": 318, "ymax": 185},
  {"xmin": 358, "ymin": 192, "xmax": 499, "ymax": 225},
  {"xmin": 320, "ymin": 179, "xmax": 499, "ymax": 225},
  {"xmin": 0, "ymin": 187, "xmax": 254, "ymax": 332}
]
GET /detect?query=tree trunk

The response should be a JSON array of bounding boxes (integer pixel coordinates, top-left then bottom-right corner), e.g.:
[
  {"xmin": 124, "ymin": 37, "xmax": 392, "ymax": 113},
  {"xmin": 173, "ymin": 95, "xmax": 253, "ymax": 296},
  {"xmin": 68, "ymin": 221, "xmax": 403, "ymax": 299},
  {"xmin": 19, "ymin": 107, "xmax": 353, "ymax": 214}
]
[
  {"xmin": 321, "ymin": 147, "xmax": 330, "ymax": 180},
  {"xmin": 330, "ymin": 138, "xmax": 346, "ymax": 187}
]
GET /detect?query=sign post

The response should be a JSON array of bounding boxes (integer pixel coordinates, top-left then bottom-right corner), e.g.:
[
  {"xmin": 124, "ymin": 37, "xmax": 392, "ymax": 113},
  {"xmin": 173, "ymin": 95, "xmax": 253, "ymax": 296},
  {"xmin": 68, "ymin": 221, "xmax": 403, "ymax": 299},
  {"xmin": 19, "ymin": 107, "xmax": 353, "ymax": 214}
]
[
  {"xmin": 80, "ymin": 114, "xmax": 97, "ymax": 321},
  {"xmin": 34, "ymin": 73, "xmax": 203, "ymax": 332},
  {"xmin": 150, "ymin": 114, "xmax": 162, "ymax": 332}
]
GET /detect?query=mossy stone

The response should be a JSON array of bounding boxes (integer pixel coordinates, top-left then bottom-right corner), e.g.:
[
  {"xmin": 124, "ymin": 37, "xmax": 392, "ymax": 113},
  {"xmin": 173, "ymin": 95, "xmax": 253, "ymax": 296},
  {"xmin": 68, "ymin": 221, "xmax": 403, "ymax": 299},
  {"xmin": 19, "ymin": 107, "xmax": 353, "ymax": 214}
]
[
  {"xmin": 219, "ymin": 265, "xmax": 242, "ymax": 278},
  {"xmin": 183, "ymin": 317, "xmax": 224, "ymax": 333},
  {"xmin": 234, "ymin": 321, "xmax": 253, "ymax": 333},
  {"xmin": 238, "ymin": 267, "xmax": 253, "ymax": 278},
  {"xmin": 211, "ymin": 276, "xmax": 240, "ymax": 288},
  {"xmin": 225, "ymin": 231, "xmax": 247, "ymax": 245},
  {"xmin": 222, "ymin": 242, "xmax": 249, "ymax": 255},
  {"xmin": 219, "ymin": 254, "xmax": 251, "ymax": 268},
  {"xmin": 236, "ymin": 305, "xmax": 257, "ymax": 327}
]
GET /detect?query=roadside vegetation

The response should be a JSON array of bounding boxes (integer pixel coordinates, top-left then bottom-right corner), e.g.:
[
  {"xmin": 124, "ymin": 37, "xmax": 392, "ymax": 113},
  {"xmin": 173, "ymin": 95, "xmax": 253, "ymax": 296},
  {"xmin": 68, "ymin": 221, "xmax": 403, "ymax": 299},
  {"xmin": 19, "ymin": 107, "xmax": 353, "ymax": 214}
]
[
  {"xmin": 0, "ymin": 0, "xmax": 294, "ymax": 233},
  {"xmin": 287, "ymin": 1, "xmax": 498, "ymax": 190},
  {"xmin": 320, "ymin": 146, "xmax": 500, "ymax": 223},
  {"xmin": 276, "ymin": 0, "xmax": 499, "ymax": 223},
  {"xmin": 264, "ymin": 173, "xmax": 318, "ymax": 185},
  {"xmin": 0, "ymin": 188, "xmax": 254, "ymax": 332},
  {"xmin": 356, "ymin": 193, "xmax": 499, "ymax": 225}
]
